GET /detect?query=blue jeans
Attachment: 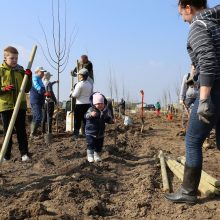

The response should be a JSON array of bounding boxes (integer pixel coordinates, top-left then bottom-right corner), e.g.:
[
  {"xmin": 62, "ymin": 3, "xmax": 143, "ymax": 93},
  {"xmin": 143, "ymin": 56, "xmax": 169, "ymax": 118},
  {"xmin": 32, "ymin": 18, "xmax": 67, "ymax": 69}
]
[
  {"xmin": 185, "ymin": 91, "xmax": 220, "ymax": 167},
  {"xmin": 31, "ymin": 103, "xmax": 43, "ymax": 123}
]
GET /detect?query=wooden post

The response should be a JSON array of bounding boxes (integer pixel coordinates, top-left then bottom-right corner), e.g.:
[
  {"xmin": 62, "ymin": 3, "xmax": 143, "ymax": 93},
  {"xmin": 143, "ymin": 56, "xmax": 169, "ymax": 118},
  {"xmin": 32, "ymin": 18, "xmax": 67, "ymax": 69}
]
[
  {"xmin": 159, "ymin": 151, "xmax": 170, "ymax": 192},
  {"xmin": 178, "ymin": 156, "xmax": 220, "ymax": 187},
  {"xmin": 166, "ymin": 157, "xmax": 219, "ymax": 197},
  {"xmin": 0, "ymin": 45, "xmax": 37, "ymax": 164}
]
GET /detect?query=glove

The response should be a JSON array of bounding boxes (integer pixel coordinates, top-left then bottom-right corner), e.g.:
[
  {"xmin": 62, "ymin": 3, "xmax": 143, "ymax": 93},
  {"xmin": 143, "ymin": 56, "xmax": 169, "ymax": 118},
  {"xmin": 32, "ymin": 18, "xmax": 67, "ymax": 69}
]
[
  {"xmin": 24, "ymin": 69, "xmax": 32, "ymax": 77},
  {"xmin": 45, "ymin": 92, "xmax": 52, "ymax": 97},
  {"xmin": 2, "ymin": 85, "xmax": 15, "ymax": 92},
  {"xmin": 197, "ymin": 97, "xmax": 215, "ymax": 124}
]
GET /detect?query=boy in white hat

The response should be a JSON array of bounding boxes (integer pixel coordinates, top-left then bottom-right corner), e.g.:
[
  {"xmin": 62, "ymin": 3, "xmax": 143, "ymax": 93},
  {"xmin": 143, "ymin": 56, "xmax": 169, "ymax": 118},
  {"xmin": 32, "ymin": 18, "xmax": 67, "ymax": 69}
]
[{"xmin": 29, "ymin": 67, "xmax": 47, "ymax": 139}]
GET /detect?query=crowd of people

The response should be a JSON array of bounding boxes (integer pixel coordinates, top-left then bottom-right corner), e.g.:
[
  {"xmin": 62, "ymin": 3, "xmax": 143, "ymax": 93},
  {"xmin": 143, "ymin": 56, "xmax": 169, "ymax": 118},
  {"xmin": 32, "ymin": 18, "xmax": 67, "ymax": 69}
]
[
  {"xmin": 0, "ymin": 0, "xmax": 220, "ymax": 206},
  {"xmin": 0, "ymin": 50, "xmax": 113, "ymax": 163}
]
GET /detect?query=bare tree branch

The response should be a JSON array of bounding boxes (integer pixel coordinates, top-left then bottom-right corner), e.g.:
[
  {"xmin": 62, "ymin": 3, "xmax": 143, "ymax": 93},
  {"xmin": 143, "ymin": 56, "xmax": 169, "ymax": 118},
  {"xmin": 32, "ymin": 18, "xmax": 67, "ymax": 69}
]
[
  {"xmin": 58, "ymin": 0, "xmax": 61, "ymax": 57},
  {"xmin": 38, "ymin": 17, "xmax": 58, "ymax": 64},
  {"xmin": 33, "ymin": 37, "xmax": 58, "ymax": 70},
  {"xmin": 52, "ymin": 0, "xmax": 59, "ymax": 58},
  {"xmin": 60, "ymin": 0, "xmax": 67, "ymax": 57}
]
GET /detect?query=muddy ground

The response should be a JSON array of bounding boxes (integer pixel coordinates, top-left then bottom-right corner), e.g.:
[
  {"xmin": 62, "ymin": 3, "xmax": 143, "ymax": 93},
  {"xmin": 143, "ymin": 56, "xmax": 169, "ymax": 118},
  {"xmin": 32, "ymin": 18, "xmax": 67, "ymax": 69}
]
[{"xmin": 0, "ymin": 112, "xmax": 220, "ymax": 220}]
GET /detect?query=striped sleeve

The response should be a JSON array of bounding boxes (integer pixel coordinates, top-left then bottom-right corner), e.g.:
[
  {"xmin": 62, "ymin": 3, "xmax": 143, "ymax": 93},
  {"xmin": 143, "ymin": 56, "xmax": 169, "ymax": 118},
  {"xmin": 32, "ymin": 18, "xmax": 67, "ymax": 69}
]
[{"xmin": 188, "ymin": 21, "xmax": 216, "ymax": 87}]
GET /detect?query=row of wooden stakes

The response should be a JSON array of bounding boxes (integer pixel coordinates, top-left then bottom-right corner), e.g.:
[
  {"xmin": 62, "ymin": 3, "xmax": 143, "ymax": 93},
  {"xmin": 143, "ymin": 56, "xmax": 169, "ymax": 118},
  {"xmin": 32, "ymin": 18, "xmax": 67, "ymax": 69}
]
[{"xmin": 159, "ymin": 150, "xmax": 220, "ymax": 198}]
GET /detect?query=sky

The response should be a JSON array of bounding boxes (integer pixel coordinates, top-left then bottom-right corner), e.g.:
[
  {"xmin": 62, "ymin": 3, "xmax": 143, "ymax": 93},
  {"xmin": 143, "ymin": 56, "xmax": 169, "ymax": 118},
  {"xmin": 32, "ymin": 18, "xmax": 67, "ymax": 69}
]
[{"xmin": 0, "ymin": 0, "xmax": 219, "ymax": 104}]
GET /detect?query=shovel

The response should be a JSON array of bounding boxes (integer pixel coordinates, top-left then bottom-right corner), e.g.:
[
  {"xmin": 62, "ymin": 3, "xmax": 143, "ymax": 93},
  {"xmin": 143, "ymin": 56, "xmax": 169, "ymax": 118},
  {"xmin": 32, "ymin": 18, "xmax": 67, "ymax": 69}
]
[
  {"xmin": 44, "ymin": 101, "xmax": 53, "ymax": 145},
  {"xmin": 0, "ymin": 45, "xmax": 37, "ymax": 164}
]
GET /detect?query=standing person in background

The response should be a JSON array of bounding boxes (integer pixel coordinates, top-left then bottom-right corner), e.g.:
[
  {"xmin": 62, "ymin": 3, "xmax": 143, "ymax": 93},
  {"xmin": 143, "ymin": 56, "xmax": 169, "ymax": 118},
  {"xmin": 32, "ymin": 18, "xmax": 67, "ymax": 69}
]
[
  {"xmin": 29, "ymin": 67, "xmax": 47, "ymax": 140},
  {"xmin": 179, "ymin": 64, "xmax": 199, "ymax": 134},
  {"xmin": 119, "ymin": 98, "xmax": 126, "ymax": 117},
  {"xmin": 70, "ymin": 68, "xmax": 93, "ymax": 140},
  {"xmin": 0, "ymin": 46, "xmax": 32, "ymax": 161},
  {"xmin": 155, "ymin": 101, "xmax": 161, "ymax": 116},
  {"xmin": 42, "ymin": 72, "xmax": 58, "ymax": 134},
  {"xmin": 71, "ymin": 55, "xmax": 94, "ymax": 85},
  {"xmin": 165, "ymin": 1, "xmax": 220, "ymax": 204}
]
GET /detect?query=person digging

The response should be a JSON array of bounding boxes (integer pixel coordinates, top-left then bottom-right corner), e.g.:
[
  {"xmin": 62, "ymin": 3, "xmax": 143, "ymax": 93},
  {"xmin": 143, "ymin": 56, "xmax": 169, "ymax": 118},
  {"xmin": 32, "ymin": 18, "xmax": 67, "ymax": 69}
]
[
  {"xmin": 42, "ymin": 71, "xmax": 58, "ymax": 134},
  {"xmin": 29, "ymin": 66, "xmax": 47, "ymax": 140}
]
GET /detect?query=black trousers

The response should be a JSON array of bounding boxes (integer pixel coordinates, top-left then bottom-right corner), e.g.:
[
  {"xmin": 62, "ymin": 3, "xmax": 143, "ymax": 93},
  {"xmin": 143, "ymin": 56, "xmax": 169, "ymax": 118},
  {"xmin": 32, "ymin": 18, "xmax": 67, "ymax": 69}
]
[
  {"xmin": 86, "ymin": 135, "xmax": 104, "ymax": 152},
  {"xmin": 1, "ymin": 109, "xmax": 29, "ymax": 159},
  {"xmin": 42, "ymin": 102, "xmax": 55, "ymax": 133},
  {"xmin": 74, "ymin": 104, "xmax": 91, "ymax": 135}
]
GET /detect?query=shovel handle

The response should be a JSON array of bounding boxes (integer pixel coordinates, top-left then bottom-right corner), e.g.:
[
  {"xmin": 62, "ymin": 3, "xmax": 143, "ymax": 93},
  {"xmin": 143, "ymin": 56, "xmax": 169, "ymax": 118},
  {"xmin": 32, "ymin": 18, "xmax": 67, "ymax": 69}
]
[{"xmin": 140, "ymin": 90, "xmax": 144, "ymax": 119}]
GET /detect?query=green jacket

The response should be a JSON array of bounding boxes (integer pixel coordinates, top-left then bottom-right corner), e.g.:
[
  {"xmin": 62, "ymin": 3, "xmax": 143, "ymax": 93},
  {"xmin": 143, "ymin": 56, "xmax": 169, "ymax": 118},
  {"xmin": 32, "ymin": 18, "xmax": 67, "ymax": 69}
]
[
  {"xmin": 155, "ymin": 102, "xmax": 161, "ymax": 110},
  {"xmin": 0, "ymin": 62, "xmax": 32, "ymax": 112}
]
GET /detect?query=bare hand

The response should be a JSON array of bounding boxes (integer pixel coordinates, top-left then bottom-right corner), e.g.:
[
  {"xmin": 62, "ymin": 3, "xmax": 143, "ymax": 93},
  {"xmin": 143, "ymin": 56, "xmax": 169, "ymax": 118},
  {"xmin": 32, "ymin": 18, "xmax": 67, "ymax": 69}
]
[{"xmin": 91, "ymin": 112, "xmax": 97, "ymax": 117}]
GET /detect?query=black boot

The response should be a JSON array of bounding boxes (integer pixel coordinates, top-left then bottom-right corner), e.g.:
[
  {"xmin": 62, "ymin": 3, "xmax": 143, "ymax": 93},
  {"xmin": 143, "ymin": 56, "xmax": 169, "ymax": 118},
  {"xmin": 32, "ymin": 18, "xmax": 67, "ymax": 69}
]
[{"xmin": 165, "ymin": 164, "xmax": 202, "ymax": 204}]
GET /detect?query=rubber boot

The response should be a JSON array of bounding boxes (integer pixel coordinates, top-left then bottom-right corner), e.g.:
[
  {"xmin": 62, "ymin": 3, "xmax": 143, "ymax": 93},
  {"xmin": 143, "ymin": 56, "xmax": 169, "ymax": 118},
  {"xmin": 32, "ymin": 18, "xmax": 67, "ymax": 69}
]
[
  {"xmin": 29, "ymin": 122, "xmax": 39, "ymax": 140},
  {"xmin": 164, "ymin": 164, "xmax": 202, "ymax": 204}
]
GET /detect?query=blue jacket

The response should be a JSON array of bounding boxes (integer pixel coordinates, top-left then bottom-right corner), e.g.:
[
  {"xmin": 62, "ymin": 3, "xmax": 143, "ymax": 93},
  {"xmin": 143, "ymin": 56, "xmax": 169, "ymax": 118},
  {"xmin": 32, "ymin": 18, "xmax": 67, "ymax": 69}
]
[
  {"xmin": 30, "ymin": 75, "xmax": 45, "ymax": 105},
  {"xmin": 85, "ymin": 93, "xmax": 113, "ymax": 138}
]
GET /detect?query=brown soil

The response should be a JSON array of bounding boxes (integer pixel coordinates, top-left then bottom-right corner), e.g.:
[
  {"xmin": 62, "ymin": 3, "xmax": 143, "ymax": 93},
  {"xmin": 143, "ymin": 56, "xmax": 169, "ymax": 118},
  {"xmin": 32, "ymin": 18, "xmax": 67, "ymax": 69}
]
[{"xmin": 0, "ymin": 112, "xmax": 220, "ymax": 220}]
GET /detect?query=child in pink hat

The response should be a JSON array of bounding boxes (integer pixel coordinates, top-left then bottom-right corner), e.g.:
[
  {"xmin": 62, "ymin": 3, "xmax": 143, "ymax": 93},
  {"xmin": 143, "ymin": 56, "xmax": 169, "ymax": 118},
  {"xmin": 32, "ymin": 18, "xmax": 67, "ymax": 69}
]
[{"xmin": 85, "ymin": 92, "xmax": 113, "ymax": 162}]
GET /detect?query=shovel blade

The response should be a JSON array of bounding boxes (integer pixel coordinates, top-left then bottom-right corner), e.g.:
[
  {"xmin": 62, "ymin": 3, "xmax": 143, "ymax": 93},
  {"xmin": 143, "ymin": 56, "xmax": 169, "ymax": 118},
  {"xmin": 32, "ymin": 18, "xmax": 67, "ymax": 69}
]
[{"xmin": 44, "ymin": 133, "xmax": 53, "ymax": 145}]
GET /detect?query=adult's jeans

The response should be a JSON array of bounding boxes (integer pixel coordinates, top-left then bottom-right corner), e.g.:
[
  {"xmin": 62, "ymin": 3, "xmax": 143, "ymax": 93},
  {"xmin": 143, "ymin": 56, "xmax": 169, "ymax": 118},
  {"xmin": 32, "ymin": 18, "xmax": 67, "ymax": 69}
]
[
  {"xmin": 185, "ymin": 90, "xmax": 220, "ymax": 167},
  {"xmin": 31, "ymin": 103, "xmax": 43, "ymax": 124}
]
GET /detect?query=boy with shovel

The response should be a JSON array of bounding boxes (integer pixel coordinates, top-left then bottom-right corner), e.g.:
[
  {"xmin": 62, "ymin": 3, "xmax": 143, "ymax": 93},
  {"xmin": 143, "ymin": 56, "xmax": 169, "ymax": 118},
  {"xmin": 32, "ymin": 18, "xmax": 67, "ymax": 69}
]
[{"xmin": 0, "ymin": 46, "xmax": 32, "ymax": 161}]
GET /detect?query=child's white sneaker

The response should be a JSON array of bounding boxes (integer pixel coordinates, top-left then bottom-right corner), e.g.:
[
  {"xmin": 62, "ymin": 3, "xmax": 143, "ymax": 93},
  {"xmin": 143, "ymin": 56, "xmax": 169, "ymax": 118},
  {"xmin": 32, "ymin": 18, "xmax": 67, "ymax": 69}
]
[
  {"xmin": 94, "ymin": 152, "xmax": 102, "ymax": 162},
  {"xmin": 87, "ymin": 150, "xmax": 94, "ymax": 163},
  {"xmin": 21, "ymin": 154, "xmax": 30, "ymax": 162}
]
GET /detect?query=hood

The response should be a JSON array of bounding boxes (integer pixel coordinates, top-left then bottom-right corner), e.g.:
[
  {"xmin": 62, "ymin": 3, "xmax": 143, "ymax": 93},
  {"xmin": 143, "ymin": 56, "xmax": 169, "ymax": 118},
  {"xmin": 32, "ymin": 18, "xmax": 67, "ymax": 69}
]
[
  {"xmin": 192, "ymin": 5, "xmax": 220, "ymax": 25},
  {"xmin": 89, "ymin": 92, "xmax": 108, "ymax": 110},
  {"xmin": 0, "ymin": 62, "xmax": 23, "ymax": 71}
]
